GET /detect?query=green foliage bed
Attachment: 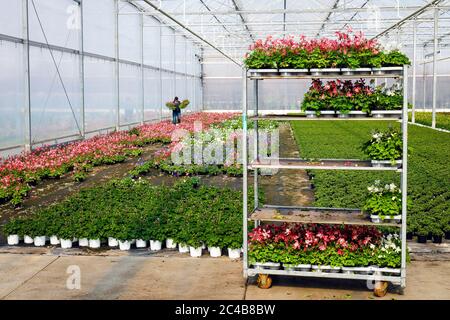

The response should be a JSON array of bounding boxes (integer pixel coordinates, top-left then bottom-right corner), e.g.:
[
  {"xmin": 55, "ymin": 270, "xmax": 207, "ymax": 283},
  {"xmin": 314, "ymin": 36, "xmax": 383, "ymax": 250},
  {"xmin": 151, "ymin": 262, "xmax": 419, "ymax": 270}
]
[
  {"xmin": 409, "ymin": 112, "xmax": 450, "ymax": 131},
  {"xmin": 2, "ymin": 178, "xmax": 256, "ymax": 249},
  {"xmin": 290, "ymin": 120, "xmax": 450, "ymax": 236}
]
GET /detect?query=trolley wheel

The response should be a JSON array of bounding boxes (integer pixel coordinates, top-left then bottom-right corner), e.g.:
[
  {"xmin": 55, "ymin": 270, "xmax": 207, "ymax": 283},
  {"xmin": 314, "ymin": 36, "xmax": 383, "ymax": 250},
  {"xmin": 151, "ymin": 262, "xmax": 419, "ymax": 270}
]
[
  {"xmin": 373, "ymin": 281, "xmax": 389, "ymax": 297},
  {"xmin": 257, "ymin": 274, "xmax": 272, "ymax": 289}
]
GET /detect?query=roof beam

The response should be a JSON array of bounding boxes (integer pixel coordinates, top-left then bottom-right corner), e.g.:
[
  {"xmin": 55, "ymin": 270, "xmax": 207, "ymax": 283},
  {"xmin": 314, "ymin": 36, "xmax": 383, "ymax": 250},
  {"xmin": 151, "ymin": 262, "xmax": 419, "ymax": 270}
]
[
  {"xmin": 373, "ymin": 0, "xmax": 444, "ymax": 39},
  {"xmin": 158, "ymin": 6, "xmax": 450, "ymax": 16},
  {"xmin": 230, "ymin": 0, "xmax": 254, "ymax": 41},
  {"xmin": 316, "ymin": 0, "xmax": 340, "ymax": 37},
  {"xmin": 198, "ymin": 0, "xmax": 232, "ymax": 35},
  {"xmin": 140, "ymin": 0, "xmax": 241, "ymax": 66}
]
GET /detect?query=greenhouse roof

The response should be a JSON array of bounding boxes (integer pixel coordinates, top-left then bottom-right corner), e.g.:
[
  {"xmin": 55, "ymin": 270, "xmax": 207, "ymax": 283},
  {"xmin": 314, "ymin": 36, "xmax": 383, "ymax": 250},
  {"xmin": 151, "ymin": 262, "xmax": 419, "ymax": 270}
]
[{"xmin": 129, "ymin": 0, "xmax": 449, "ymax": 62}]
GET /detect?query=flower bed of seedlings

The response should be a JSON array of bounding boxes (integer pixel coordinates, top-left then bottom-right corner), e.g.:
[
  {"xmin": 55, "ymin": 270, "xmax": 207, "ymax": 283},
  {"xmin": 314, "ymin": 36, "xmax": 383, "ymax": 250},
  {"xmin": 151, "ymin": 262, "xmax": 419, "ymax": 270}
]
[
  {"xmin": 128, "ymin": 117, "xmax": 279, "ymax": 178},
  {"xmin": 248, "ymin": 224, "xmax": 403, "ymax": 270},
  {"xmin": 291, "ymin": 120, "xmax": 450, "ymax": 242},
  {"xmin": 409, "ymin": 112, "xmax": 450, "ymax": 131},
  {"xmin": 0, "ymin": 113, "xmax": 237, "ymax": 206},
  {"xmin": 244, "ymin": 29, "xmax": 410, "ymax": 70},
  {"xmin": 302, "ymin": 79, "xmax": 404, "ymax": 116},
  {"xmin": 2, "ymin": 178, "xmax": 253, "ymax": 258}
]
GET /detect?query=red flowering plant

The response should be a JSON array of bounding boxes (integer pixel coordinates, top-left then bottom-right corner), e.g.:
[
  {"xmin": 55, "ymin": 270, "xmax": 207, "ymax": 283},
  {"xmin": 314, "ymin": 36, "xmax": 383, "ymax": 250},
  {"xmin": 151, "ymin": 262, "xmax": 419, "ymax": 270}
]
[
  {"xmin": 244, "ymin": 28, "xmax": 410, "ymax": 69},
  {"xmin": 302, "ymin": 79, "xmax": 375, "ymax": 115},
  {"xmin": 248, "ymin": 223, "xmax": 390, "ymax": 267},
  {"xmin": 0, "ymin": 112, "xmax": 238, "ymax": 206}
]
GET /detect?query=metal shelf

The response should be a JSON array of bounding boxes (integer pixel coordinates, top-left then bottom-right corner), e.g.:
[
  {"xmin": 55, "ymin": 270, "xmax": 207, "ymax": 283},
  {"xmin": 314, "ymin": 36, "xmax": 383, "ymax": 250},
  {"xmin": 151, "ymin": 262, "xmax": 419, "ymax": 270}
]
[
  {"xmin": 249, "ymin": 158, "xmax": 402, "ymax": 171},
  {"xmin": 249, "ymin": 206, "xmax": 401, "ymax": 227},
  {"xmin": 248, "ymin": 67, "xmax": 404, "ymax": 79},
  {"xmin": 250, "ymin": 115, "xmax": 401, "ymax": 121},
  {"xmin": 242, "ymin": 65, "xmax": 409, "ymax": 290},
  {"xmin": 247, "ymin": 268, "xmax": 402, "ymax": 285}
]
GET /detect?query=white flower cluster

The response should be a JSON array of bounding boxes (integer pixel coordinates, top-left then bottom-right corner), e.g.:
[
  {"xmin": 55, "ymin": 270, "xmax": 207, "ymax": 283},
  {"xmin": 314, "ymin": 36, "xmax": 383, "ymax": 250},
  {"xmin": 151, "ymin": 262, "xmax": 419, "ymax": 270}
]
[
  {"xmin": 367, "ymin": 180, "xmax": 401, "ymax": 194},
  {"xmin": 378, "ymin": 234, "xmax": 401, "ymax": 257}
]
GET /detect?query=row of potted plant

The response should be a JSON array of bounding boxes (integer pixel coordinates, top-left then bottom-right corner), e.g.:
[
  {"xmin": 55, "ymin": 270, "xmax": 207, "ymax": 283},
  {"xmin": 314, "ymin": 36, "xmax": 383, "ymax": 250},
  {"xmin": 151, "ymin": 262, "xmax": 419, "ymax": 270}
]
[
  {"xmin": 244, "ymin": 29, "xmax": 410, "ymax": 70},
  {"xmin": 128, "ymin": 118, "xmax": 279, "ymax": 178},
  {"xmin": 302, "ymin": 79, "xmax": 404, "ymax": 116},
  {"xmin": 2, "ymin": 178, "xmax": 247, "ymax": 258},
  {"xmin": 248, "ymin": 224, "xmax": 403, "ymax": 271},
  {"xmin": 0, "ymin": 112, "xmax": 237, "ymax": 206}
]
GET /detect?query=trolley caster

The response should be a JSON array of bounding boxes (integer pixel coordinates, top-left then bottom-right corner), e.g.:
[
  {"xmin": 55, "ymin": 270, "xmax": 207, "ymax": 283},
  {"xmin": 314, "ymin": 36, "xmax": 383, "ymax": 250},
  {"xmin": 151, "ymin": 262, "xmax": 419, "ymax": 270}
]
[
  {"xmin": 373, "ymin": 281, "xmax": 389, "ymax": 297},
  {"xmin": 257, "ymin": 274, "xmax": 272, "ymax": 289}
]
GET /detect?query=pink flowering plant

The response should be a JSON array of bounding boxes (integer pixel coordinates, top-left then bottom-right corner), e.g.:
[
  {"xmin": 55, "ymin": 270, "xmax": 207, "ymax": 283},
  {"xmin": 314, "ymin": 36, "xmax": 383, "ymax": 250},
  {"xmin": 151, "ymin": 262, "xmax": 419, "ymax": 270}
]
[
  {"xmin": 248, "ymin": 223, "xmax": 403, "ymax": 268},
  {"xmin": 0, "ymin": 112, "xmax": 237, "ymax": 206},
  {"xmin": 302, "ymin": 79, "xmax": 404, "ymax": 115},
  {"xmin": 244, "ymin": 28, "xmax": 410, "ymax": 69}
]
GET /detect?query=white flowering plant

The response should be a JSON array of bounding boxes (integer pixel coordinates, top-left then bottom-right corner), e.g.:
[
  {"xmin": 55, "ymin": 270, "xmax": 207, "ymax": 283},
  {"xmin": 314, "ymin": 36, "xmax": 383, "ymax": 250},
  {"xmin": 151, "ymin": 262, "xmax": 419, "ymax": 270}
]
[
  {"xmin": 364, "ymin": 180, "xmax": 402, "ymax": 219},
  {"xmin": 362, "ymin": 127, "xmax": 403, "ymax": 162}
]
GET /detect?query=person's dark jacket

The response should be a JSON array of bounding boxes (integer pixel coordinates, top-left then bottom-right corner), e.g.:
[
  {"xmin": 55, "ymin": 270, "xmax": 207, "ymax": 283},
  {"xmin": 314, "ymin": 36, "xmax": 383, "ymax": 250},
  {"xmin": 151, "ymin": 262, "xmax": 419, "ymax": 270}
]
[{"xmin": 173, "ymin": 100, "xmax": 181, "ymax": 113}]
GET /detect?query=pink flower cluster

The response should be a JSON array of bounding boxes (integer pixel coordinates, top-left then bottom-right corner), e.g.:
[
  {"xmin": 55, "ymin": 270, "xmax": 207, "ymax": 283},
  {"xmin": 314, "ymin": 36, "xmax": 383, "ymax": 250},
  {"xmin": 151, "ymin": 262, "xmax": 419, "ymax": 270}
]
[
  {"xmin": 310, "ymin": 78, "xmax": 374, "ymax": 99},
  {"xmin": 0, "ymin": 112, "xmax": 237, "ymax": 200},
  {"xmin": 248, "ymin": 28, "xmax": 379, "ymax": 57},
  {"xmin": 248, "ymin": 223, "xmax": 381, "ymax": 253}
]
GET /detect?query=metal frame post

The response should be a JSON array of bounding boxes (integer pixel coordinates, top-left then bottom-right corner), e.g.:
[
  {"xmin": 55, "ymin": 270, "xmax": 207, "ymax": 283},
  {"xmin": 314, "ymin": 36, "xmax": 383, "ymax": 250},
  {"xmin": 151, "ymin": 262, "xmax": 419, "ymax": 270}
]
[
  {"xmin": 115, "ymin": 0, "xmax": 120, "ymax": 131},
  {"xmin": 401, "ymin": 65, "xmax": 409, "ymax": 288},
  {"xmin": 422, "ymin": 45, "xmax": 427, "ymax": 110},
  {"xmin": 23, "ymin": 0, "xmax": 32, "ymax": 152},
  {"xmin": 242, "ymin": 68, "xmax": 248, "ymax": 279},
  {"xmin": 80, "ymin": 0, "xmax": 86, "ymax": 137},
  {"xmin": 159, "ymin": 23, "xmax": 163, "ymax": 121},
  {"xmin": 432, "ymin": 7, "xmax": 439, "ymax": 128},
  {"xmin": 140, "ymin": 12, "xmax": 145, "ymax": 125},
  {"xmin": 411, "ymin": 21, "xmax": 417, "ymax": 123},
  {"xmin": 253, "ymin": 79, "xmax": 259, "ymax": 211}
]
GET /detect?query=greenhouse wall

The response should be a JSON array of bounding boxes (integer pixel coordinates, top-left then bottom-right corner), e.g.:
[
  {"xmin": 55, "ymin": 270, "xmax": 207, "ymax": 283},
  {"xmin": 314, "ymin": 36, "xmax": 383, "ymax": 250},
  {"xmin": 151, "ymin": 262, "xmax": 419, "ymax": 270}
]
[{"xmin": 0, "ymin": 0, "xmax": 203, "ymax": 157}]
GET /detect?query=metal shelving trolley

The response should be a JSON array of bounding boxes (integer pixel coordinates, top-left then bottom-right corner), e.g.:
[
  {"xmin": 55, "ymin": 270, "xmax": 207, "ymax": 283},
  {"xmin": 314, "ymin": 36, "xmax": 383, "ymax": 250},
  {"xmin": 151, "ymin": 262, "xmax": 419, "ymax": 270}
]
[{"xmin": 242, "ymin": 66, "xmax": 409, "ymax": 296}]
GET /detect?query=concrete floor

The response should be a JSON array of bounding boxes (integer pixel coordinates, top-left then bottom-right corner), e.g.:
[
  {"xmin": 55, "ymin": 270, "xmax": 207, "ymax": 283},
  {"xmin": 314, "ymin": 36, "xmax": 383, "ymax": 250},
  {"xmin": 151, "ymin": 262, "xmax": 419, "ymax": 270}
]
[{"xmin": 0, "ymin": 251, "xmax": 449, "ymax": 300}]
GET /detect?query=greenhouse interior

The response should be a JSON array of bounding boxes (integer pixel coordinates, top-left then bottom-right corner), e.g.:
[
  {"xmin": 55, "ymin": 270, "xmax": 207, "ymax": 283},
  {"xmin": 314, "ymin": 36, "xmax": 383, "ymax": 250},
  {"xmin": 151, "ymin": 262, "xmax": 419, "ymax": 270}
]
[{"xmin": 0, "ymin": 0, "xmax": 449, "ymax": 303}]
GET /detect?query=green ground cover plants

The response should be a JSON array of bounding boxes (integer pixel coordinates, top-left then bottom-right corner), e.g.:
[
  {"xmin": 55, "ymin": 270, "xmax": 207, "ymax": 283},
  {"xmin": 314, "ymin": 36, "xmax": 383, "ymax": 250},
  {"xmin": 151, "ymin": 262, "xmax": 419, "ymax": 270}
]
[
  {"xmin": 291, "ymin": 120, "xmax": 450, "ymax": 236},
  {"xmin": 409, "ymin": 112, "xmax": 450, "ymax": 131}
]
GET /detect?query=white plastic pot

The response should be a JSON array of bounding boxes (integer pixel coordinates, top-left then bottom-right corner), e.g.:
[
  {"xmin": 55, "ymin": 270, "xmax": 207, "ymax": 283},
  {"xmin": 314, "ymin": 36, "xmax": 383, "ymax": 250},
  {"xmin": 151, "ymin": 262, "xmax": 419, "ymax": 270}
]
[
  {"xmin": 7, "ymin": 235, "xmax": 19, "ymax": 245},
  {"xmin": 179, "ymin": 244, "xmax": 189, "ymax": 253},
  {"xmin": 228, "ymin": 248, "xmax": 241, "ymax": 259},
  {"xmin": 60, "ymin": 239, "xmax": 73, "ymax": 249},
  {"xmin": 50, "ymin": 236, "xmax": 60, "ymax": 245},
  {"xmin": 209, "ymin": 247, "xmax": 222, "ymax": 258},
  {"xmin": 119, "ymin": 240, "xmax": 131, "ymax": 251},
  {"xmin": 150, "ymin": 240, "xmax": 162, "ymax": 251},
  {"xmin": 24, "ymin": 235, "xmax": 34, "ymax": 244},
  {"xmin": 108, "ymin": 237, "xmax": 118, "ymax": 247},
  {"xmin": 79, "ymin": 238, "xmax": 89, "ymax": 247},
  {"xmin": 34, "ymin": 236, "xmax": 46, "ymax": 247},
  {"xmin": 136, "ymin": 239, "xmax": 147, "ymax": 248},
  {"xmin": 166, "ymin": 238, "xmax": 177, "ymax": 249},
  {"xmin": 89, "ymin": 239, "xmax": 101, "ymax": 249},
  {"xmin": 190, "ymin": 246, "xmax": 202, "ymax": 258}
]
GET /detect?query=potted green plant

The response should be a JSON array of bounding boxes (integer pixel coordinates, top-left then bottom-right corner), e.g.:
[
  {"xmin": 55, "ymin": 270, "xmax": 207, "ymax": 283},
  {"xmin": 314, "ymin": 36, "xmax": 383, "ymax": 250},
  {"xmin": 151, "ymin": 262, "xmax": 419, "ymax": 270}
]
[
  {"xmin": 3, "ymin": 217, "xmax": 25, "ymax": 245},
  {"xmin": 362, "ymin": 128, "xmax": 403, "ymax": 167},
  {"xmin": 364, "ymin": 181, "xmax": 402, "ymax": 222}
]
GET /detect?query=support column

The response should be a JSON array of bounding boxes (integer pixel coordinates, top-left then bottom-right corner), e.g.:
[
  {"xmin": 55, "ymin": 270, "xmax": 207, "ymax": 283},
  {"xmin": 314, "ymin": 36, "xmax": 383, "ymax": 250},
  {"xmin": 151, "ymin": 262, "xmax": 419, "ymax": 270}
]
[
  {"xmin": 115, "ymin": 0, "xmax": 120, "ymax": 131},
  {"xmin": 412, "ymin": 21, "xmax": 417, "ymax": 123},
  {"xmin": 80, "ymin": 0, "xmax": 85, "ymax": 137},
  {"xmin": 401, "ymin": 64, "xmax": 408, "ymax": 288},
  {"xmin": 432, "ymin": 7, "xmax": 439, "ymax": 129},
  {"xmin": 242, "ymin": 67, "xmax": 248, "ymax": 279},
  {"xmin": 159, "ymin": 24, "xmax": 163, "ymax": 121},
  {"xmin": 140, "ymin": 13, "xmax": 145, "ymax": 125},
  {"xmin": 23, "ymin": 0, "xmax": 32, "ymax": 152}
]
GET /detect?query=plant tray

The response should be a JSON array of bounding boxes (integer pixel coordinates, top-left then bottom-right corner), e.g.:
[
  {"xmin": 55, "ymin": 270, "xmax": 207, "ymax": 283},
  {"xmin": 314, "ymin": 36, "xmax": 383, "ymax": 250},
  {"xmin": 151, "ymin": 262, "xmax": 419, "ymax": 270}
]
[
  {"xmin": 371, "ymin": 160, "xmax": 402, "ymax": 168},
  {"xmin": 250, "ymin": 158, "xmax": 400, "ymax": 171},
  {"xmin": 252, "ymin": 262, "xmax": 281, "ymax": 270},
  {"xmin": 370, "ymin": 215, "xmax": 402, "ymax": 224},
  {"xmin": 250, "ymin": 206, "xmax": 400, "ymax": 227},
  {"xmin": 312, "ymin": 265, "xmax": 341, "ymax": 273},
  {"xmin": 282, "ymin": 263, "xmax": 312, "ymax": 272}
]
